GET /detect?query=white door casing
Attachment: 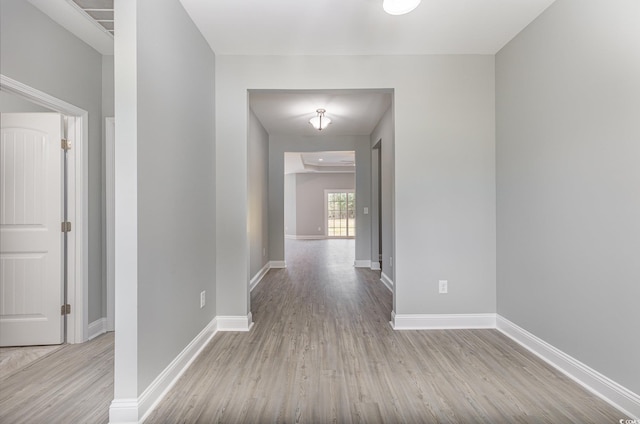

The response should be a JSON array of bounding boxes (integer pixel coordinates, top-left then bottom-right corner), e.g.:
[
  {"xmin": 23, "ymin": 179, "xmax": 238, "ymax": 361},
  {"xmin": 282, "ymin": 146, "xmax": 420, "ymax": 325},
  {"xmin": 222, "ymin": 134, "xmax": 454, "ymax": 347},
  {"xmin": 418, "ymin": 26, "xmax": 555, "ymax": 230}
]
[{"xmin": 0, "ymin": 113, "xmax": 64, "ymax": 346}]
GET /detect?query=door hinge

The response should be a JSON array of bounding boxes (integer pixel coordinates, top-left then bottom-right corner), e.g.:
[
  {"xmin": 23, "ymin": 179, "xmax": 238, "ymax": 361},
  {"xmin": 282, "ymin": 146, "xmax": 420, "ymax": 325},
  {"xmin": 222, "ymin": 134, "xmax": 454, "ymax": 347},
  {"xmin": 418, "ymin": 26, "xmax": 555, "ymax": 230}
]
[
  {"xmin": 61, "ymin": 139, "xmax": 71, "ymax": 151},
  {"xmin": 61, "ymin": 221, "xmax": 72, "ymax": 233},
  {"xmin": 61, "ymin": 304, "xmax": 71, "ymax": 315}
]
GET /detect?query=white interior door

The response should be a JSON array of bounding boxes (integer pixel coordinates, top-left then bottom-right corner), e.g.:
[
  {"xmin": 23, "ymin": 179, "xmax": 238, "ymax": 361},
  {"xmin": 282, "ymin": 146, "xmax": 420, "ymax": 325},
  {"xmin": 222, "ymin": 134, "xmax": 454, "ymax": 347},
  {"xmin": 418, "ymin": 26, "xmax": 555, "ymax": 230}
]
[{"xmin": 0, "ymin": 113, "xmax": 64, "ymax": 346}]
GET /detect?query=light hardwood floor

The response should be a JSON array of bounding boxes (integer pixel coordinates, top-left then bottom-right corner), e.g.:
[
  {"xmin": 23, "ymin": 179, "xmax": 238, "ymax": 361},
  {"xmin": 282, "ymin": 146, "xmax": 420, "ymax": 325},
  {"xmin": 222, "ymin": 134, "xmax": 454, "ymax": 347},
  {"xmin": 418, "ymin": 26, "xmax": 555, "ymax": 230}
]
[
  {"xmin": 0, "ymin": 239, "xmax": 628, "ymax": 423},
  {"xmin": 146, "ymin": 239, "xmax": 626, "ymax": 423}
]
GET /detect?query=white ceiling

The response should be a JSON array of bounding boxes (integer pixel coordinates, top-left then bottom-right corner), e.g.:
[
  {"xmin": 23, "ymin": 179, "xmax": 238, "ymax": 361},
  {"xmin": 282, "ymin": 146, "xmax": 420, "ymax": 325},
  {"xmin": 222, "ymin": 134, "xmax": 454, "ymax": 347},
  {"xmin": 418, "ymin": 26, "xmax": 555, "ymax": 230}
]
[
  {"xmin": 178, "ymin": 0, "xmax": 556, "ymax": 55},
  {"xmin": 285, "ymin": 151, "xmax": 356, "ymax": 175},
  {"xmin": 250, "ymin": 90, "xmax": 392, "ymax": 137}
]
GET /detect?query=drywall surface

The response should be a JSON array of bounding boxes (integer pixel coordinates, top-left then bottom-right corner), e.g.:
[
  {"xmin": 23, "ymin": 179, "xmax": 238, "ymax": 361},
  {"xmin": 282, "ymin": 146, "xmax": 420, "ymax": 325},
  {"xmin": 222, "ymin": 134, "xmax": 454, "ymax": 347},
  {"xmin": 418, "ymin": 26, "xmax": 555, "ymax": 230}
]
[
  {"xmin": 370, "ymin": 105, "xmax": 395, "ymax": 283},
  {"xmin": 248, "ymin": 108, "xmax": 269, "ymax": 279},
  {"xmin": 497, "ymin": 0, "xmax": 640, "ymax": 394},
  {"xmin": 294, "ymin": 173, "xmax": 355, "ymax": 237},
  {"xmin": 217, "ymin": 55, "xmax": 495, "ymax": 317},
  {"xmin": 136, "ymin": 0, "xmax": 217, "ymax": 393}
]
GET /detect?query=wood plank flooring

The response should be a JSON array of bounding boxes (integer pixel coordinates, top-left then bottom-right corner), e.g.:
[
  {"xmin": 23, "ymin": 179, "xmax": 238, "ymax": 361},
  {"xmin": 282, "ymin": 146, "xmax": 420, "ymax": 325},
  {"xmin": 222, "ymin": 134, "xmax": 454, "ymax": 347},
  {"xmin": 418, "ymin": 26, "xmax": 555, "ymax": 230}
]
[
  {"xmin": 146, "ymin": 239, "xmax": 626, "ymax": 423},
  {"xmin": 0, "ymin": 332, "xmax": 113, "ymax": 424},
  {"xmin": 0, "ymin": 239, "xmax": 628, "ymax": 423}
]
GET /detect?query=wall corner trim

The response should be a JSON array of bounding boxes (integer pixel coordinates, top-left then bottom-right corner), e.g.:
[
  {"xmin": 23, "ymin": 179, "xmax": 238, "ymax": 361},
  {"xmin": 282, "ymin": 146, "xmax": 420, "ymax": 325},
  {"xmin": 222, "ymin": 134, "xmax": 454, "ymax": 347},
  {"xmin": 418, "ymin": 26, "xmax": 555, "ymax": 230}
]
[
  {"xmin": 354, "ymin": 260, "xmax": 371, "ymax": 268},
  {"xmin": 269, "ymin": 261, "xmax": 287, "ymax": 269},
  {"xmin": 217, "ymin": 313, "xmax": 254, "ymax": 332},
  {"xmin": 136, "ymin": 317, "xmax": 218, "ymax": 423},
  {"xmin": 250, "ymin": 262, "xmax": 271, "ymax": 292},
  {"xmin": 392, "ymin": 313, "xmax": 496, "ymax": 330},
  {"xmin": 88, "ymin": 317, "xmax": 108, "ymax": 340},
  {"xmin": 496, "ymin": 315, "xmax": 640, "ymax": 419},
  {"xmin": 380, "ymin": 272, "xmax": 394, "ymax": 292}
]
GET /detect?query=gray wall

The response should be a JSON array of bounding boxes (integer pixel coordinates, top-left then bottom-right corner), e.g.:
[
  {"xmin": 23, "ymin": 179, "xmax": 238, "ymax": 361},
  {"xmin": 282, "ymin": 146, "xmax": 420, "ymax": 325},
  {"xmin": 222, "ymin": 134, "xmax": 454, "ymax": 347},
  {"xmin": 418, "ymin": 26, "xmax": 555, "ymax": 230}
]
[
  {"xmin": 248, "ymin": 108, "xmax": 269, "ymax": 279},
  {"xmin": 370, "ymin": 105, "xmax": 395, "ymax": 283},
  {"xmin": 0, "ymin": 0, "xmax": 105, "ymax": 323},
  {"xmin": 136, "ymin": 0, "xmax": 216, "ymax": 392},
  {"xmin": 284, "ymin": 174, "xmax": 297, "ymax": 237},
  {"xmin": 216, "ymin": 55, "xmax": 495, "ymax": 319},
  {"xmin": 268, "ymin": 135, "xmax": 371, "ymax": 267},
  {"xmin": 496, "ymin": 0, "xmax": 640, "ymax": 394},
  {"xmin": 0, "ymin": 91, "xmax": 50, "ymax": 112},
  {"xmin": 293, "ymin": 173, "xmax": 355, "ymax": 237}
]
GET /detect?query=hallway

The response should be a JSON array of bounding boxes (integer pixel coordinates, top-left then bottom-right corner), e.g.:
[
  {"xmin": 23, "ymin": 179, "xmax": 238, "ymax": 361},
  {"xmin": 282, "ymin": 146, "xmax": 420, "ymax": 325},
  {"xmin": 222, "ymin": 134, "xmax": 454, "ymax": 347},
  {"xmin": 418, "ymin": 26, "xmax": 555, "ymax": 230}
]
[{"xmin": 146, "ymin": 239, "xmax": 623, "ymax": 423}]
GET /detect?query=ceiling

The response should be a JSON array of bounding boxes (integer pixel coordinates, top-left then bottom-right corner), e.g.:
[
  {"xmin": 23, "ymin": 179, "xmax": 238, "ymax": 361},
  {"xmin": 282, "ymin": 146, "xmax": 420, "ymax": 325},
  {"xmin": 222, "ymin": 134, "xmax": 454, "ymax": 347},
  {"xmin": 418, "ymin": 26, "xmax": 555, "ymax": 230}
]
[
  {"xmin": 285, "ymin": 152, "xmax": 356, "ymax": 175},
  {"xmin": 29, "ymin": 0, "xmax": 557, "ymax": 139},
  {"xmin": 178, "ymin": 0, "xmax": 556, "ymax": 55},
  {"xmin": 250, "ymin": 90, "xmax": 392, "ymax": 137}
]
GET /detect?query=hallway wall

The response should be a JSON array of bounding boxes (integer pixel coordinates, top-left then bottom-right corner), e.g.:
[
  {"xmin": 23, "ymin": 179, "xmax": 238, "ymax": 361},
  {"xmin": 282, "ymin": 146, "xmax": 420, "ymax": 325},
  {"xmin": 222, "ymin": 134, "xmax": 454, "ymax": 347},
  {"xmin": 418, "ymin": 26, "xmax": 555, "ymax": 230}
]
[
  {"xmin": 216, "ymin": 55, "xmax": 496, "ymax": 318},
  {"xmin": 496, "ymin": 0, "xmax": 640, "ymax": 395}
]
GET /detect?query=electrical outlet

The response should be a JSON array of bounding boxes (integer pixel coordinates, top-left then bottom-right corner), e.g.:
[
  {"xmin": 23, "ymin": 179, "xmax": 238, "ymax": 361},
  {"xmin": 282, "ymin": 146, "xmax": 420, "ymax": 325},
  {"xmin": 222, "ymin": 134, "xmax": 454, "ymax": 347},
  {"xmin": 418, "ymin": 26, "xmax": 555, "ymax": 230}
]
[
  {"xmin": 200, "ymin": 291, "xmax": 206, "ymax": 308},
  {"xmin": 389, "ymin": 256, "xmax": 393, "ymax": 267},
  {"xmin": 439, "ymin": 280, "xmax": 448, "ymax": 294},
  {"xmin": 318, "ymin": 226, "xmax": 322, "ymax": 232},
  {"xmin": 263, "ymin": 247, "xmax": 266, "ymax": 257}
]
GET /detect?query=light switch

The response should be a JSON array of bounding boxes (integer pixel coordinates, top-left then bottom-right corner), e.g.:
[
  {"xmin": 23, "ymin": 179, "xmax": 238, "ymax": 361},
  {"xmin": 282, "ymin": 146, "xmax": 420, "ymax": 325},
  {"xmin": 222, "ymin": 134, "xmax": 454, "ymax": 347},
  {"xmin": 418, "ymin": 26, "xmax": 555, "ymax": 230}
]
[{"xmin": 364, "ymin": 207, "xmax": 369, "ymax": 215}]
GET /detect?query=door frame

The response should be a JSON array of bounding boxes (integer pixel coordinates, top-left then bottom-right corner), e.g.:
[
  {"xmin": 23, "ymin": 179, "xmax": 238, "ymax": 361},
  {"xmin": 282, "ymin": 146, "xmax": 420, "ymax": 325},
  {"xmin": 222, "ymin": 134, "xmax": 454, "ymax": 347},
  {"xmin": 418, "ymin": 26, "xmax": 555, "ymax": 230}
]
[{"xmin": 1, "ymin": 74, "xmax": 88, "ymax": 344}]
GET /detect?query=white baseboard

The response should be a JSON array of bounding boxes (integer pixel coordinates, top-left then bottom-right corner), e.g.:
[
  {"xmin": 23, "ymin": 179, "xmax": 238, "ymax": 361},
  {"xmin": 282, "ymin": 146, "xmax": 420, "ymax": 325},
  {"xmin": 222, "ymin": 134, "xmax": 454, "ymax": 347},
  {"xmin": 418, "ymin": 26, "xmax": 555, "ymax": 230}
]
[
  {"xmin": 137, "ymin": 318, "xmax": 219, "ymax": 422},
  {"xmin": 497, "ymin": 315, "xmax": 640, "ymax": 419},
  {"xmin": 217, "ymin": 313, "xmax": 254, "ymax": 332},
  {"xmin": 391, "ymin": 313, "xmax": 496, "ymax": 330},
  {"xmin": 250, "ymin": 262, "xmax": 270, "ymax": 292},
  {"xmin": 354, "ymin": 260, "xmax": 371, "ymax": 268},
  {"xmin": 269, "ymin": 260, "xmax": 286, "ymax": 269},
  {"xmin": 285, "ymin": 235, "xmax": 326, "ymax": 240},
  {"xmin": 370, "ymin": 262, "xmax": 381, "ymax": 271},
  {"xmin": 380, "ymin": 272, "xmax": 393, "ymax": 292},
  {"xmin": 110, "ymin": 318, "xmax": 219, "ymax": 423},
  {"xmin": 88, "ymin": 317, "xmax": 108, "ymax": 340},
  {"xmin": 108, "ymin": 398, "xmax": 138, "ymax": 424}
]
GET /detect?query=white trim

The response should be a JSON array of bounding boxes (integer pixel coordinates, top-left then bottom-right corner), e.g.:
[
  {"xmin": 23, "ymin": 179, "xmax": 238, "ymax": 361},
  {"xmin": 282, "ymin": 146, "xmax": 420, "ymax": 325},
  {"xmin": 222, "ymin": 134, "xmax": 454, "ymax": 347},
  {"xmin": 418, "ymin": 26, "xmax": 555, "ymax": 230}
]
[
  {"xmin": 27, "ymin": 0, "xmax": 114, "ymax": 55},
  {"xmin": 497, "ymin": 315, "xmax": 640, "ymax": 419},
  {"xmin": 137, "ymin": 318, "xmax": 219, "ymax": 423},
  {"xmin": 250, "ymin": 262, "xmax": 270, "ymax": 292},
  {"xmin": 1, "ymin": 74, "xmax": 88, "ymax": 344},
  {"xmin": 88, "ymin": 318, "xmax": 108, "ymax": 340},
  {"xmin": 354, "ymin": 260, "xmax": 371, "ymax": 268},
  {"xmin": 217, "ymin": 313, "xmax": 254, "ymax": 332},
  {"xmin": 108, "ymin": 398, "xmax": 138, "ymax": 424},
  {"xmin": 380, "ymin": 271, "xmax": 393, "ymax": 292},
  {"xmin": 269, "ymin": 260, "xmax": 287, "ymax": 269},
  {"xmin": 105, "ymin": 117, "xmax": 115, "ymax": 332},
  {"xmin": 370, "ymin": 261, "xmax": 381, "ymax": 271},
  {"xmin": 391, "ymin": 313, "xmax": 496, "ymax": 330}
]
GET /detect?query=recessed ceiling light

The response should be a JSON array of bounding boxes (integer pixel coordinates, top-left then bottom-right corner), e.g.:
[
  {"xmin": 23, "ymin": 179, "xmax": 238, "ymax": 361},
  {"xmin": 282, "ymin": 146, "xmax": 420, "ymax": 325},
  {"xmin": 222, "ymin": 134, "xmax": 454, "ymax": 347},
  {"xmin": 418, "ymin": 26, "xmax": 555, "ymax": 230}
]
[{"xmin": 318, "ymin": 158, "xmax": 324, "ymax": 162}]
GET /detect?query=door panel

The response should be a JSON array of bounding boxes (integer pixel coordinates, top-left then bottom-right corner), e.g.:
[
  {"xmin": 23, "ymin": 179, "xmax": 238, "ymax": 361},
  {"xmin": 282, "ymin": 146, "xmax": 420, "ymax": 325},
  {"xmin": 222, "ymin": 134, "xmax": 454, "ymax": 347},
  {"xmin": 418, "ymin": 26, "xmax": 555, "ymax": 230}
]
[{"xmin": 0, "ymin": 113, "xmax": 64, "ymax": 346}]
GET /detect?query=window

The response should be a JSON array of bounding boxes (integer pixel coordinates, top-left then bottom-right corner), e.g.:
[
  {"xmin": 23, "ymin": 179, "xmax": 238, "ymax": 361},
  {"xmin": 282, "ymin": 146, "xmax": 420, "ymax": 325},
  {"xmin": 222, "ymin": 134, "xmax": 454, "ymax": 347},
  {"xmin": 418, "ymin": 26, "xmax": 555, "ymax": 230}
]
[{"xmin": 326, "ymin": 191, "xmax": 355, "ymax": 238}]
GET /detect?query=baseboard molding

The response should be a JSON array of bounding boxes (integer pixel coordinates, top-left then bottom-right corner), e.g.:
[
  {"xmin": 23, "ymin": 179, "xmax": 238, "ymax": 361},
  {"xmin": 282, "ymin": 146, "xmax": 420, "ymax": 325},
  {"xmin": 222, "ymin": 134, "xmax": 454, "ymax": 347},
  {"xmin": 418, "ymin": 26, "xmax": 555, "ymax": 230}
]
[
  {"xmin": 497, "ymin": 315, "xmax": 640, "ymax": 419},
  {"xmin": 370, "ymin": 262, "xmax": 381, "ymax": 271},
  {"xmin": 110, "ymin": 318, "xmax": 219, "ymax": 423},
  {"xmin": 285, "ymin": 235, "xmax": 326, "ymax": 240},
  {"xmin": 380, "ymin": 272, "xmax": 393, "ymax": 292},
  {"xmin": 392, "ymin": 313, "xmax": 496, "ymax": 330},
  {"xmin": 88, "ymin": 317, "xmax": 107, "ymax": 340},
  {"xmin": 217, "ymin": 313, "xmax": 254, "ymax": 332},
  {"xmin": 137, "ymin": 318, "xmax": 219, "ymax": 422},
  {"xmin": 269, "ymin": 260, "xmax": 286, "ymax": 269},
  {"xmin": 354, "ymin": 260, "xmax": 371, "ymax": 268},
  {"xmin": 250, "ymin": 262, "xmax": 270, "ymax": 292}
]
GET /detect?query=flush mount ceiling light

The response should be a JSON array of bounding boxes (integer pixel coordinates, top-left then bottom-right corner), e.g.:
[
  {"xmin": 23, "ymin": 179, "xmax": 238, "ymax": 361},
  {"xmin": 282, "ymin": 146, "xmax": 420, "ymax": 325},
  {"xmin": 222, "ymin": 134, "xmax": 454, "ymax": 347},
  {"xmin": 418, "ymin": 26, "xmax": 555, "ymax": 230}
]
[
  {"xmin": 383, "ymin": 0, "xmax": 421, "ymax": 15},
  {"xmin": 309, "ymin": 108, "xmax": 331, "ymax": 131}
]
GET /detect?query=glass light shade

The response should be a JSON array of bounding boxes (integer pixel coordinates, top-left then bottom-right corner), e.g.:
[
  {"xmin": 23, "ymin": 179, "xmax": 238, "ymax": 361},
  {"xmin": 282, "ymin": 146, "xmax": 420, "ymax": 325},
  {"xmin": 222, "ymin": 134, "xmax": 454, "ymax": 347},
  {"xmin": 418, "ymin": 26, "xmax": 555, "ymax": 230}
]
[
  {"xmin": 383, "ymin": 0, "xmax": 421, "ymax": 15},
  {"xmin": 309, "ymin": 115, "xmax": 331, "ymax": 130}
]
